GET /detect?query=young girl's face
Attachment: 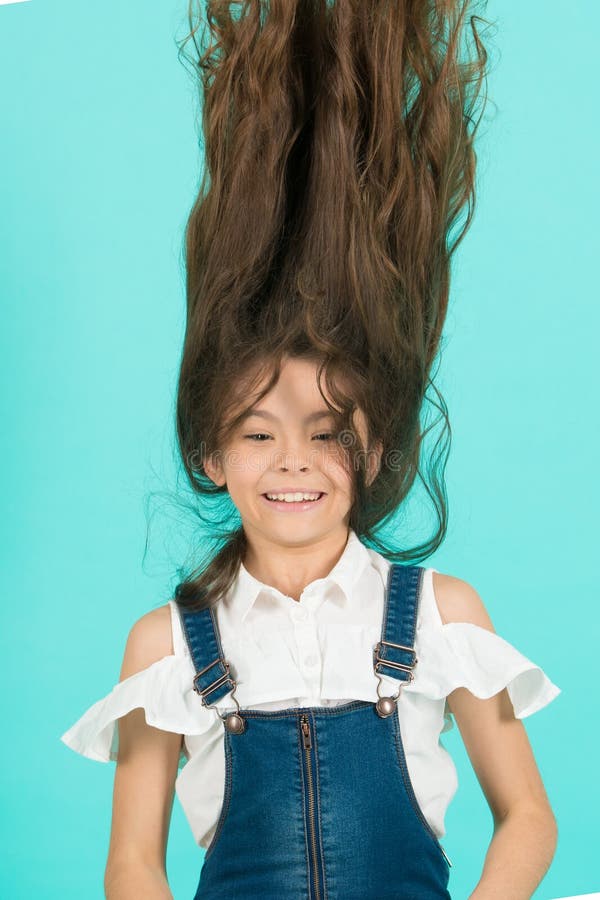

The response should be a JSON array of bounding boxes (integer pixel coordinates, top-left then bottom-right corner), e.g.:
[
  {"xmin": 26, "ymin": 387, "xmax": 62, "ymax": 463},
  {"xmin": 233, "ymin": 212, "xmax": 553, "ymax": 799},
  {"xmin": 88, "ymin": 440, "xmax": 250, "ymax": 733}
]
[{"xmin": 204, "ymin": 356, "xmax": 380, "ymax": 547}]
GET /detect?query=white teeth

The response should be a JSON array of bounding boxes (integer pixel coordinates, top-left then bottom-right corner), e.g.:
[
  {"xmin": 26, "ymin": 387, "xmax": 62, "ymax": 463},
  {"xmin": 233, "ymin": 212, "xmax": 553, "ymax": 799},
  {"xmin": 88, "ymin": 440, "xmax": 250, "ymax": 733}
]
[{"xmin": 265, "ymin": 492, "xmax": 322, "ymax": 502}]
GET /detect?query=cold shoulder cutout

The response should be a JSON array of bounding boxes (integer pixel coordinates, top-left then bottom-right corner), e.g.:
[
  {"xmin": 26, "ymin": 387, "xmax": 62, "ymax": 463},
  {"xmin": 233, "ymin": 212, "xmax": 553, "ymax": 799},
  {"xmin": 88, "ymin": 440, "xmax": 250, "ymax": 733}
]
[
  {"xmin": 399, "ymin": 567, "xmax": 562, "ymax": 733},
  {"xmin": 59, "ymin": 600, "xmax": 221, "ymax": 769}
]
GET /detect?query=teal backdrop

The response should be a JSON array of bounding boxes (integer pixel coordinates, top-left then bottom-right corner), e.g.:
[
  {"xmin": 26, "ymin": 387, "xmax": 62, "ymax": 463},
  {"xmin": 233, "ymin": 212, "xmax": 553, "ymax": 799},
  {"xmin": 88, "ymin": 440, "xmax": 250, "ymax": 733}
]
[{"xmin": 1, "ymin": 1, "xmax": 598, "ymax": 898}]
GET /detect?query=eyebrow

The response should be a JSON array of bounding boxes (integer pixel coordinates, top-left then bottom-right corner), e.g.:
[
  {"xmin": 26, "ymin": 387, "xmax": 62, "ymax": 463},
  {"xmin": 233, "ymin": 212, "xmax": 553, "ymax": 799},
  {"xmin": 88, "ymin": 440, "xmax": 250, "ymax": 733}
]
[{"xmin": 239, "ymin": 408, "xmax": 335, "ymax": 424}]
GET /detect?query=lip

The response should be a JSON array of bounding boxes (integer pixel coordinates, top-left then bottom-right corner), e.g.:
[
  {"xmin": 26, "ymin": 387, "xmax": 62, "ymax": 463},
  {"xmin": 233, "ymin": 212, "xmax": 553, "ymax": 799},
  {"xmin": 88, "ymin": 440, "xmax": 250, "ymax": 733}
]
[{"xmin": 260, "ymin": 491, "xmax": 327, "ymax": 513}]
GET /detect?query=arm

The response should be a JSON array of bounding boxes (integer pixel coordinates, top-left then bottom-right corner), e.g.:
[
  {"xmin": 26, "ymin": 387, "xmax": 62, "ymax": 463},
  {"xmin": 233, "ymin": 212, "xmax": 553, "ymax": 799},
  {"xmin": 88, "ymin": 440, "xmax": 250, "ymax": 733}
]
[
  {"xmin": 432, "ymin": 573, "xmax": 558, "ymax": 900},
  {"xmin": 104, "ymin": 604, "xmax": 184, "ymax": 900}
]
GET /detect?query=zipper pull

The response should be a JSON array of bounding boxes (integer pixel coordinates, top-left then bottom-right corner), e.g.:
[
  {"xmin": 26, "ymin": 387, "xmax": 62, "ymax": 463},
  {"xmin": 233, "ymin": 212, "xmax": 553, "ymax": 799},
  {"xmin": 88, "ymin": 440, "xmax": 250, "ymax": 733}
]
[{"xmin": 301, "ymin": 716, "xmax": 312, "ymax": 749}]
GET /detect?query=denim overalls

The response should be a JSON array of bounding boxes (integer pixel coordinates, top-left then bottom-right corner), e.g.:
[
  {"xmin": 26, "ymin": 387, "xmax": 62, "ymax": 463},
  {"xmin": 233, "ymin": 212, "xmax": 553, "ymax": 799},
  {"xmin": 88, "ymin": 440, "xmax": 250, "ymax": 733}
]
[{"xmin": 179, "ymin": 563, "xmax": 453, "ymax": 899}]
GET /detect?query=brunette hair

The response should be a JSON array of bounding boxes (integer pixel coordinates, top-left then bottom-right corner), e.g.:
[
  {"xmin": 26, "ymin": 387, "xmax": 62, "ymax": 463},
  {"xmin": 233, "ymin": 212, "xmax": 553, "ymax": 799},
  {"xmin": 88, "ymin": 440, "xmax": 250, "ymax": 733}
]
[{"xmin": 173, "ymin": 0, "xmax": 493, "ymax": 612}]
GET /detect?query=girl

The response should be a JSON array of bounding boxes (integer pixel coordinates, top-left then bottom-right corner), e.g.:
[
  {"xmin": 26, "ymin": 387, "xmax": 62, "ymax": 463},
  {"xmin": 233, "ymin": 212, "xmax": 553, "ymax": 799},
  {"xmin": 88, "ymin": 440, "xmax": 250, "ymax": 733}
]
[{"xmin": 61, "ymin": 2, "xmax": 561, "ymax": 898}]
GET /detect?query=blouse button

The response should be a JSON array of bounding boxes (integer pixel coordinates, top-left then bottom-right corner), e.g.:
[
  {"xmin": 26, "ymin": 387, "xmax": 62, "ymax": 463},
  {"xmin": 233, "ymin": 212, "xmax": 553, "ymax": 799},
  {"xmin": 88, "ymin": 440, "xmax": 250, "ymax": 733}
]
[
  {"xmin": 304, "ymin": 654, "xmax": 318, "ymax": 667},
  {"xmin": 292, "ymin": 606, "xmax": 308, "ymax": 620}
]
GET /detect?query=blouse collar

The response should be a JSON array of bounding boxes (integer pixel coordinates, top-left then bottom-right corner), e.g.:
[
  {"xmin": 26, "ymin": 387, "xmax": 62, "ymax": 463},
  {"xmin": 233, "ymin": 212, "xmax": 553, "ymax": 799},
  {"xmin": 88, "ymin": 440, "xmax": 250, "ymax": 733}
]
[{"xmin": 229, "ymin": 528, "xmax": 373, "ymax": 624}]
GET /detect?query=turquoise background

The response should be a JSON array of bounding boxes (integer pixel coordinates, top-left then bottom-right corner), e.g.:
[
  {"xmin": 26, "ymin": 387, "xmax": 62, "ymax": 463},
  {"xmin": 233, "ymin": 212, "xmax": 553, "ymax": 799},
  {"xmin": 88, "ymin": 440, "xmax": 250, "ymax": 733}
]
[{"xmin": 1, "ymin": 1, "xmax": 598, "ymax": 897}]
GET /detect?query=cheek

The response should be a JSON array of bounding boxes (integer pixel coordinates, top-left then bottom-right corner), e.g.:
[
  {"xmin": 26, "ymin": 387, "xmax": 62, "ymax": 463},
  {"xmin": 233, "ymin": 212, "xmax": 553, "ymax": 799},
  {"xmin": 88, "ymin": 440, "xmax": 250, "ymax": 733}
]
[
  {"xmin": 222, "ymin": 444, "xmax": 264, "ymax": 479},
  {"xmin": 224, "ymin": 465, "xmax": 261, "ymax": 494},
  {"xmin": 321, "ymin": 448, "xmax": 355, "ymax": 492}
]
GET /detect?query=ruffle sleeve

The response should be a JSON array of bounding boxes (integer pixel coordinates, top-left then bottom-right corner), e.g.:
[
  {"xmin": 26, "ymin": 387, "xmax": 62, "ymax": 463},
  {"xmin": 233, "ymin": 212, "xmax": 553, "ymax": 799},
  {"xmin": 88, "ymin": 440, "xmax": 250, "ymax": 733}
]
[
  {"xmin": 59, "ymin": 653, "xmax": 219, "ymax": 768},
  {"xmin": 403, "ymin": 620, "xmax": 562, "ymax": 733}
]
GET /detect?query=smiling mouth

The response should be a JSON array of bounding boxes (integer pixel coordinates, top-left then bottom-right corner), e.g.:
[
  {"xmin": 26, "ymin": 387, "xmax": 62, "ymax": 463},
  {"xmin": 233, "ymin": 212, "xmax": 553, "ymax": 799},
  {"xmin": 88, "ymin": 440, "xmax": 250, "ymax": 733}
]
[
  {"xmin": 262, "ymin": 492, "xmax": 325, "ymax": 501},
  {"xmin": 260, "ymin": 492, "xmax": 327, "ymax": 510}
]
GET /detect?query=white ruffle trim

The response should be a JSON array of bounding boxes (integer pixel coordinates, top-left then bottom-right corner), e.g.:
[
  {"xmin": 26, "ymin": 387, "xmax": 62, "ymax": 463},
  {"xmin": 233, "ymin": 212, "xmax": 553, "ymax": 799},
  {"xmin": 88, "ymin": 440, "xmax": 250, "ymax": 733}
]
[
  {"xmin": 60, "ymin": 621, "xmax": 561, "ymax": 764},
  {"xmin": 60, "ymin": 654, "xmax": 219, "ymax": 765},
  {"xmin": 401, "ymin": 622, "xmax": 562, "ymax": 731}
]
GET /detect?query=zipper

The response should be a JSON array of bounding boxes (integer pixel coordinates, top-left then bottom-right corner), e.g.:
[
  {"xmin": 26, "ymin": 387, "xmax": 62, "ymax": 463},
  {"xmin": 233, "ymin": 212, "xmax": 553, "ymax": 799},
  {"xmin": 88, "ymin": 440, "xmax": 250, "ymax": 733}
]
[{"xmin": 300, "ymin": 714, "xmax": 322, "ymax": 900}]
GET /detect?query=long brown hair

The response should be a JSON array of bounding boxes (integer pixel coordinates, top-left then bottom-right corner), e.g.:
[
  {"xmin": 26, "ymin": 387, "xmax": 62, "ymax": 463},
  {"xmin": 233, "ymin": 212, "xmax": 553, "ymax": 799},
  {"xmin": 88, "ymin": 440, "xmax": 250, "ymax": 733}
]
[{"xmin": 173, "ymin": 0, "xmax": 493, "ymax": 612}]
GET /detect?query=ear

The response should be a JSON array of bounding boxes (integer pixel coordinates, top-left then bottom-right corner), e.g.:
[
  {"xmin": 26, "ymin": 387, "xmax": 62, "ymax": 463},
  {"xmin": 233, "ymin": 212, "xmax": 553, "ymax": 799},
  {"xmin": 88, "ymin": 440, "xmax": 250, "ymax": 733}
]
[
  {"xmin": 204, "ymin": 452, "xmax": 227, "ymax": 488},
  {"xmin": 366, "ymin": 439, "xmax": 383, "ymax": 487}
]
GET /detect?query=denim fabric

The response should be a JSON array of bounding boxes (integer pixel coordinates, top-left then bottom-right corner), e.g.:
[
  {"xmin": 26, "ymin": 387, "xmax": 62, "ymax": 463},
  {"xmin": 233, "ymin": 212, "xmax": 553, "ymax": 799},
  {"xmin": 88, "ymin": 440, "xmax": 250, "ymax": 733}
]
[{"xmin": 180, "ymin": 564, "xmax": 452, "ymax": 900}]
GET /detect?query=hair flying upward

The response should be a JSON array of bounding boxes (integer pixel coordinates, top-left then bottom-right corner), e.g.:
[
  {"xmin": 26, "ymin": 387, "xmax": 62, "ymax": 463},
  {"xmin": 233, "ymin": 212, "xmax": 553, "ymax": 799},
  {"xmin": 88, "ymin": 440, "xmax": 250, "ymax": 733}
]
[{"xmin": 173, "ymin": 0, "xmax": 493, "ymax": 611}]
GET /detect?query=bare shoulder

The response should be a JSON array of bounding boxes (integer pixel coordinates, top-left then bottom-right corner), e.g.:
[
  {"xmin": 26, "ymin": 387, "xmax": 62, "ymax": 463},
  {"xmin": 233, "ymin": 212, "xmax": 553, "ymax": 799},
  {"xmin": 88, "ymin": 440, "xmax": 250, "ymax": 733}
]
[
  {"xmin": 119, "ymin": 602, "xmax": 174, "ymax": 682},
  {"xmin": 107, "ymin": 601, "xmax": 181, "ymax": 880},
  {"xmin": 431, "ymin": 570, "xmax": 496, "ymax": 632}
]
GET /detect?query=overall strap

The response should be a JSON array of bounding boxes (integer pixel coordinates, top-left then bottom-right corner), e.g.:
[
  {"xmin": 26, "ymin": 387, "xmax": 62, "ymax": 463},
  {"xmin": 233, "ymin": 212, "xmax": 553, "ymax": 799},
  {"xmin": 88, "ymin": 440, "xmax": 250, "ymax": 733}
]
[
  {"xmin": 178, "ymin": 598, "xmax": 236, "ymax": 707},
  {"xmin": 372, "ymin": 564, "xmax": 424, "ymax": 683}
]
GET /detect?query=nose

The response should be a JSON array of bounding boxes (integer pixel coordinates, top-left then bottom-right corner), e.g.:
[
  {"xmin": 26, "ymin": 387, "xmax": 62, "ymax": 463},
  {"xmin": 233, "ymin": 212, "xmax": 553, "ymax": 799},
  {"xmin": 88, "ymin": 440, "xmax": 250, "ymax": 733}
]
[{"xmin": 274, "ymin": 447, "xmax": 312, "ymax": 472}]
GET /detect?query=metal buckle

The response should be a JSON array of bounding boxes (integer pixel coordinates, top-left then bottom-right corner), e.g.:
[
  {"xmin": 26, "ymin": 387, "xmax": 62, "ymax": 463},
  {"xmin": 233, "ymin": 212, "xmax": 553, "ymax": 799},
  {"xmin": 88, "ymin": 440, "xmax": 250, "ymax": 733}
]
[
  {"xmin": 191, "ymin": 657, "xmax": 244, "ymax": 726},
  {"xmin": 192, "ymin": 657, "xmax": 234, "ymax": 705},
  {"xmin": 373, "ymin": 639, "xmax": 418, "ymax": 681}
]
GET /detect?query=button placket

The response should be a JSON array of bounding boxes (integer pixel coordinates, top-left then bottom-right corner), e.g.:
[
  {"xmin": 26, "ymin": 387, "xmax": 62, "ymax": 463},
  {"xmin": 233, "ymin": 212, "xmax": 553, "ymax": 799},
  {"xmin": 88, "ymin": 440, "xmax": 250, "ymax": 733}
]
[
  {"xmin": 292, "ymin": 618, "xmax": 321, "ymax": 683},
  {"xmin": 292, "ymin": 605, "xmax": 308, "ymax": 622}
]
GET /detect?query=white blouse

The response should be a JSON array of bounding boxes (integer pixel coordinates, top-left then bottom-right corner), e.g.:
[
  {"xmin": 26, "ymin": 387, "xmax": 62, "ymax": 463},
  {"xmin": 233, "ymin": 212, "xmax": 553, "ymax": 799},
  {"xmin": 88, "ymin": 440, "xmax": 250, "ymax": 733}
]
[{"xmin": 60, "ymin": 529, "xmax": 561, "ymax": 851}]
